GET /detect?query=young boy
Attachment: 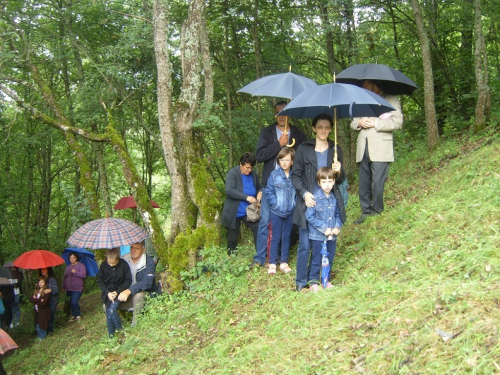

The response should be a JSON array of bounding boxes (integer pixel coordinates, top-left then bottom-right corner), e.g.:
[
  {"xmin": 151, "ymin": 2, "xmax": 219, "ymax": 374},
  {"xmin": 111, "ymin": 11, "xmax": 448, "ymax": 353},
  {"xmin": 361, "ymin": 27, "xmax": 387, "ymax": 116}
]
[
  {"xmin": 97, "ymin": 248, "xmax": 132, "ymax": 337},
  {"xmin": 305, "ymin": 167, "xmax": 343, "ymax": 291}
]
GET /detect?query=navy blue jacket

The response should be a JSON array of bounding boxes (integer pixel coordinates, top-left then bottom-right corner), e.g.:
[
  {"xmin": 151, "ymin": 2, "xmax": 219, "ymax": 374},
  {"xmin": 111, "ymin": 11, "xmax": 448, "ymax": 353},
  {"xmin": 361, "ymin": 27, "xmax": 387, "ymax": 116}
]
[
  {"xmin": 255, "ymin": 123, "xmax": 307, "ymax": 186},
  {"xmin": 128, "ymin": 254, "xmax": 159, "ymax": 295}
]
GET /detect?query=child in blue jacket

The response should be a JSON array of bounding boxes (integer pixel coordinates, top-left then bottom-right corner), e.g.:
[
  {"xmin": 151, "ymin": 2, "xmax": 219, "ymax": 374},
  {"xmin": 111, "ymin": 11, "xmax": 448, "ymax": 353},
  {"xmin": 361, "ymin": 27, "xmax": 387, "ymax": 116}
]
[
  {"xmin": 265, "ymin": 148, "xmax": 296, "ymax": 274},
  {"xmin": 305, "ymin": 167, "xmax": 343, "ymax": 291}
]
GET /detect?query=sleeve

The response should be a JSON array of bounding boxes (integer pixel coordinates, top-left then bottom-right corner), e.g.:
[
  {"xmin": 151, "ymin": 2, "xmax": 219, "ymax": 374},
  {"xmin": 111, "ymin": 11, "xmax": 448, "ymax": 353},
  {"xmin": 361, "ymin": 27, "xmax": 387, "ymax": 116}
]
[
  {"xmin": 38, "ymin": 292, "xmax": 51, "ymax": 306},
  {"xmin": 128, "ymin": 257, "xmax": 156, "ymax": 295},
  {"xmin": 49, "ymin": 277, "xmax": 58, "ymax": 297},
  {"xmin": 255, "ymin": 127, "xmax": 282, "ymax": 163},
  {"xmin": 96, "ymin": 264, "xmax": 110, "ymax": 294},
  {"xmin": 225, "ymin": 168, "xmax": 248, "ymax": 201},
  {"xmin": 291, "ymin": 145, "xmax": 309, "ymax": 200},
  {"xmin": 350, "ymin": 117, "xmax": 361, "ymax": 130},
  {"xmin": 305, "ymin": 206, "xmax": 327, "ymax": 234},
  {"xmin": 265, "ymin": 173, "xmax": 278, "ymax": 207},
  {"xmin": 334, "ymin": 203, "xmax": 343, "ymax": 229},
  {"xmin": 334, "ymin": 145, "xmax": 346, "ymax": 184},
  {"xmin": 115, "ymin": 262, "xmax": 132, "ymax": 295},
  {"xmin": 74, "ymin": 263, "xmax": 87, "ymax": 279},
  {"xmin": 375, "ymin": 95, "xmax": 403, "ymax": 132}
]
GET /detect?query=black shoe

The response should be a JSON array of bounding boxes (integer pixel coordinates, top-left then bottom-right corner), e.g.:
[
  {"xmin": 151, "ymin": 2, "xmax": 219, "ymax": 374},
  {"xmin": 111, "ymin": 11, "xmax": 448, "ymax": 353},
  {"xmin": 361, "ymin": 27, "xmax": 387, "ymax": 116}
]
[
  {"xmin": 354, "ymin": 215, "xmax": 367, "ymax": 224},
  {"xmin": 296, "ymin": 284, "xmax": 306, "ymax": 292},
  {"xmin": 249, "ymin": 260, "xmax": 262, "ymax": 269}
]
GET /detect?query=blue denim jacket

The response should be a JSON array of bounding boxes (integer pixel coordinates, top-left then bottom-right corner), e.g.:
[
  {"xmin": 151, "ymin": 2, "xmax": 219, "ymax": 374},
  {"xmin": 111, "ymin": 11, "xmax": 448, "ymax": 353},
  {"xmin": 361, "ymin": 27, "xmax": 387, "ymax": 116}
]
[
  {"xmin": 305, "ymin": 189, "xmax": 342, "ymax": 241},
  {"xmin": 265, "ymin": 168, "xmax": 296, "ymax": 218}
]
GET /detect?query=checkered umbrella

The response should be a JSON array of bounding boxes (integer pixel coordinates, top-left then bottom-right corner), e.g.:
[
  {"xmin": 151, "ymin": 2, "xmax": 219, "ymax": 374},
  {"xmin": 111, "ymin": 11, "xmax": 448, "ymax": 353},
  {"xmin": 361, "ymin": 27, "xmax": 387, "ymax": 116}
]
[
  {"xmin": 67, "ymin": 218, "xmax": 149, "ymax": 249},
  {"xmin": 0, "ymin": 329, "xmax": 18, "ymax": 356}
]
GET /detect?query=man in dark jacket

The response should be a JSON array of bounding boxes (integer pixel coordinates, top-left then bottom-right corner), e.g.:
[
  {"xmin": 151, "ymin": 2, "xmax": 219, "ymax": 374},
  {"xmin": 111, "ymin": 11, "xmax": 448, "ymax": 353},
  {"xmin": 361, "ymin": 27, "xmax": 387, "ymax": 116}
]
[
  {"xmin": 117, "ymin": 241, "xmax": 158, "ymax": 327},
  {"xmin": 250, "ymin": 101, "xmax": 307, "ymax": 268}
]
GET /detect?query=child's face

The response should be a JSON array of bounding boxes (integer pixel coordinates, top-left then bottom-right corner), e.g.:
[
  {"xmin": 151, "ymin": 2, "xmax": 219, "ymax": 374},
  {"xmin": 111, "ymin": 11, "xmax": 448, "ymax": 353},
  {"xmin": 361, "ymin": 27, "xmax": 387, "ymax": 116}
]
[
  {"xmin": 107, "ymin": 257, "xmax": 119, "ymax": 267},
  {"xmin": 318, "ymin": 177, "xmax": 335, "ymax": 194},
  {"xmin": 38, "ymin": 279, "xmax": 46, "ymax": 289},
  {"xmin": 278, "ymin": 156, "xmax": 293, "ymax": 171}
]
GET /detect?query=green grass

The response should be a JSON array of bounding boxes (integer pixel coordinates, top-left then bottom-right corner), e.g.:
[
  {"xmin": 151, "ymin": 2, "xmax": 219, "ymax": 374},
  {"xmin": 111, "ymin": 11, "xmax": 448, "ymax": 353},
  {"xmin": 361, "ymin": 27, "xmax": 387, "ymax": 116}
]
[{"xmin": 5, "ymin": 129, "xmax": 500, "ymax": 374}]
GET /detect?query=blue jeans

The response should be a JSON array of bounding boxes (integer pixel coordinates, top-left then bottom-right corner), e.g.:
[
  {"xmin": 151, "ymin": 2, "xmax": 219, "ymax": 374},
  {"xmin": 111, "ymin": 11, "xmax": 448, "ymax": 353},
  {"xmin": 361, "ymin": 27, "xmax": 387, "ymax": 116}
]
[
  {"xmin": 48, "ymin": 303, "xmax": 57, "ymax": 333},
  {"xmin": 106, "ymin": 300, "xmax": 123, "ymax": 336},
  {"xmin": 269, "ymin": 212, "xmax": 293, "ymax": 264},
  {"xmin": 12, "ymin": 294, "xmax": 20, "ymax": 325},
  {"xmin": 254, "ymin": 193, "xmax": 271, "ymax": 263},
  {"xmin": 36, "ymin": 323, "xmax": 47, "ymax": 339},
  {"xmin": 309, "ymin": 239, "xmax": 337, "ymax": 284},
  {"xmin": 295, "ymin": 226, "xmax": 311, "ymax": 288},
  {"xmin": 67, "ymin": 291, "xmax": 83, "ymax": 317}
]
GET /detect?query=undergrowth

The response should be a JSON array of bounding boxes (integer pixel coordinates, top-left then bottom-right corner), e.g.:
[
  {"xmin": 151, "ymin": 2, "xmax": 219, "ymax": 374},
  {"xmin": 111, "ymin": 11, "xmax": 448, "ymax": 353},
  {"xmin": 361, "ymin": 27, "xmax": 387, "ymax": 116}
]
[{"xmin": 4, "ymin": 128, "xmax": 500, "ymax": 374}]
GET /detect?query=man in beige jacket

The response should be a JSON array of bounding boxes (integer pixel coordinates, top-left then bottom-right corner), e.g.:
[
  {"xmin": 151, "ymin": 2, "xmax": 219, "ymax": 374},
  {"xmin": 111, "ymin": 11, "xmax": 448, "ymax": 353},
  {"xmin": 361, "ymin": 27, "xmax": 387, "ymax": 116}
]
[{"xmin": 351, "ymin": 80, "xmax": 403, "ymax": 224}]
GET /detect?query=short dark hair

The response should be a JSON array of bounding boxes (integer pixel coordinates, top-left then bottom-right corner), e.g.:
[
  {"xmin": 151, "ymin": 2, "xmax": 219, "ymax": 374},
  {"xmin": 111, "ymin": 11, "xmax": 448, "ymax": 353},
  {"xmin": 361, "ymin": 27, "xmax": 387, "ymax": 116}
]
[
  {"xmin": 106, "ymin": 248, "xmax": 121, "ymax": 260},
  {"xmin": 68, "ymin": 252, "xmax": 80, "ymax": 262},
  {"xmin": 316, "ymin": 167, "xmax": 335, "ymax": 183},
  {"xmin": 239, "ymin": 152, "xmax": 257, "ymax": 167},
  {"xmin": 312, "ymin": 113, "xmax": 333, "ymax": 128},
  {"xmin": 274, "ymin": 101, "xmax": 288, "ymax": 112},
  {"xmin": 276, "ymin": 148, "xmax": 295, "ymax": 163}
]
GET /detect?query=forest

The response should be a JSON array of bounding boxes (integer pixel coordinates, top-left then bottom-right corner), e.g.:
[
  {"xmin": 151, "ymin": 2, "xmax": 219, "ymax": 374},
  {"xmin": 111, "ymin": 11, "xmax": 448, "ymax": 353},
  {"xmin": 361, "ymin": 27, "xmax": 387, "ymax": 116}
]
[{"xmin": 0, "ymin": 0, "xmax": 496, "ymax": 289}]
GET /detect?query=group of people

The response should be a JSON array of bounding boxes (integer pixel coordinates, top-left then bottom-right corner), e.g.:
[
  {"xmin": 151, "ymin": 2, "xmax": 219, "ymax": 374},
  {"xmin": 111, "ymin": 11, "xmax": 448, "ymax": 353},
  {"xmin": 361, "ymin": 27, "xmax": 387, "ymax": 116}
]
[
  {"xmin": 18, "ymin": 240, "xmax": 160, "ymax": 340},
  {"xmin": 222, "ymin": 79, "xmax": 403, "ymax": 291}
]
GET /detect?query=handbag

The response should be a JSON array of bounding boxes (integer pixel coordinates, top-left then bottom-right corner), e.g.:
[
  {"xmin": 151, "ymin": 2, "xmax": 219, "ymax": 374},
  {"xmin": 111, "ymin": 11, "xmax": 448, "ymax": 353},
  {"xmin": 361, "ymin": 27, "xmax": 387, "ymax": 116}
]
[{"xmin": 246, "ymin": 201, "xmax": 261, "ymax": 222}]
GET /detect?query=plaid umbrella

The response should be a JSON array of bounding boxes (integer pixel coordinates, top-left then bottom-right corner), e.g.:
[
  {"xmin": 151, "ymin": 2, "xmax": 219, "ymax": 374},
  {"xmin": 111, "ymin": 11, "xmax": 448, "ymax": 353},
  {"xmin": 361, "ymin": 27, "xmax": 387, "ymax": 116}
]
[
  {"xmin": 320, "ymin": 241, "xmax": 330, "ymax": 289},
  {"xmin": 0, "ymin": 329, "xmax": 18, "ymax": 356},
  {"xmin": 67, "ymin": 218, "xmax": 149, "ymax": 249},
  {"xmin": 13, "ymin": 250, "xmax": 65, "ymax": 270}
]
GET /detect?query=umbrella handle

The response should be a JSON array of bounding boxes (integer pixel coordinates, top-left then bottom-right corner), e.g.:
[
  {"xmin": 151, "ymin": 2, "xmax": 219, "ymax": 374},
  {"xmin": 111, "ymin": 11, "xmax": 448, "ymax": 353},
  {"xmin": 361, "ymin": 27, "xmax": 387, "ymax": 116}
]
[
  {"xmin": 284, "ymin": 115, "xmax": 295, "ymax": 147},
  {"xmin": 332, "ymin": 149, "xmax": 340, "ymax": 177}
]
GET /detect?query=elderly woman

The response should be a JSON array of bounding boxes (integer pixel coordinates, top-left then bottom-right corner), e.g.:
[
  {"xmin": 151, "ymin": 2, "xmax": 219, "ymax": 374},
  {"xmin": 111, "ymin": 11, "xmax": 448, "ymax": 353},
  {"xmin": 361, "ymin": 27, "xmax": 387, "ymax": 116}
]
[
  {"xmin": 292, "ymin": 113, "xmax": 347, "ymax": 292},
  {"xmin": 62, "ymin": 252, "xmax": 86, "ymax": 322},
  {"xmin": 221, "ymin": 152, "xmax": 263, "ymax": 255}
]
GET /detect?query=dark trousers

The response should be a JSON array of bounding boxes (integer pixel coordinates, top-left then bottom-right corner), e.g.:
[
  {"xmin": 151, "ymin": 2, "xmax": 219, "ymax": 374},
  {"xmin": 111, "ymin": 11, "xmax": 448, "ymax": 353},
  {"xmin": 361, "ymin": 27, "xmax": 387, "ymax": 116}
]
[
  {"xmin": 358, "ymin": 144, "xmax": 389, "ymax": 215},
  {"xmin": 226, "ymin": 216, "xmax": 259, "ymax": 252}
]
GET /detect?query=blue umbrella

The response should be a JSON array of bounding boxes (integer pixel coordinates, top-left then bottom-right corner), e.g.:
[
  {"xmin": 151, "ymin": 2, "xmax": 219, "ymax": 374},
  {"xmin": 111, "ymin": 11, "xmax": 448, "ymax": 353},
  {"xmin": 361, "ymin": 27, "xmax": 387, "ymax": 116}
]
[
  {"xmin": 321, "ymin": 241, "xmax": 330, "ymax": 289},
  {"xmin": 62, "ymin": 248, "xmax": 98, "ymax": 277},
  {"xmin": 277, "ymin": 82, "xmax": 395, "ymax": 119}
]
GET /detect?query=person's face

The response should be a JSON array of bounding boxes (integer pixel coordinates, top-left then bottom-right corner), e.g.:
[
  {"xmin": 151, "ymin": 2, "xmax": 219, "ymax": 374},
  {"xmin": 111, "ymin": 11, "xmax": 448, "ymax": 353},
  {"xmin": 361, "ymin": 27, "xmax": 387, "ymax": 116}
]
[
  {"xmin": 107, "ymin": 257, "xmax": 119, "ymax": 267},
  {"xmin": 239, "ymin": 163, "xmax": 253, "ymax": 176},
  {"xmin": 130, "ymin": 243, "xmax": 145, "ymax": 262},
  {"xmin": 69, "ymin": 255, "xmax": 78, "ymax": 264},
  {"xmin": 41, "ymin": 268, "xmax": 48, "ymax": 276},
  {"xmin": 362, "ymin": 80, "xmax": 380, "ymax": 94},
  {"xmin": 275, "ymin": 104, "xmax": 287, "ymax": 128},
  {"xmin": 38, "ymin": 279, "xmax": 46, "ymax": 289},
  {"xmin": 313, "ymin": 119, "xmax": 332, "ymax": 141},
  {"xmin": 278, "ymin": 155, "xmax": 293, "ymax": 171},
  {"xmin": 318, "ymin": 177, "xmax": 335, "ymax": 194}
]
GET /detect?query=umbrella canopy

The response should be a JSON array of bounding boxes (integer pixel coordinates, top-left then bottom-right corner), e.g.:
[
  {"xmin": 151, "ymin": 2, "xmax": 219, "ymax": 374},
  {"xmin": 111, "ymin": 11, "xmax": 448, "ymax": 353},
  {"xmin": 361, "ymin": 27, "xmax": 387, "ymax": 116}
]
[
  {"xmin": 0, "ymin": 268, "xmax": 12, "ymax": 279},
  {"xmin": 321, "ymin": 241, "xmax": 331, "ymax": 289},
  {"xmin": 336, "ymin": 63, "xmax": 418, "ymax": 95},
  {"xmin": 114, "ymin": 196, "xmax": 161, "ymax": 210},
  {"xmin": 2, "ymin": 261, "xmax": 14, "ymax": 268},
  {"xmin": 13, "ymin": 250, "xmax": 65, "ymax": 270},
  {"xmin": 62, "ymin": 248, "xmax": 99, "ymax": 277},
  {"xmin": 0, "ymin": 278, "xmax": 12, "ymax": 287},
  {"xmin": 237, "ymin": 71, "xmax": 318, "ymax": 100},
  {"xmin": 0, "ymin": 329, "xmax": 18, "ymax": 356},
  {"xmin": 67, "ymin": 218, "xmax": 149, "ymax": 249},
  {"xmin": 277, "ymin": 82, "xmax": 395, "ymax": 119}
]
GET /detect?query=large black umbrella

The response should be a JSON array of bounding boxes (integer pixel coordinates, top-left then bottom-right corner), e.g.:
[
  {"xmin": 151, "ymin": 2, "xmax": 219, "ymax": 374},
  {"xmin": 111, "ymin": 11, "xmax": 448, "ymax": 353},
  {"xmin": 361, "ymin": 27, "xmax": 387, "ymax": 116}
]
[
  {"xmin": 278, "ymin": 82, "xmax": 395, "ymax": 166},
  {"xmin": 336, "ymin": 63, "xmax": 418, "ymax": 95},
  {"xmin": 238, "ymin": 67, "xmax": 318, "ymax": 147}
]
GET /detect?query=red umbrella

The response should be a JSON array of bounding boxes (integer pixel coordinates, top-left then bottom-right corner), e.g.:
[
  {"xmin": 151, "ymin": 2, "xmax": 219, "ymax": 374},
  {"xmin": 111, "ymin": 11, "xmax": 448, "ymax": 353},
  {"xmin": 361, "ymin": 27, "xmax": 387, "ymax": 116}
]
[
  {"xmin": 13, "ymin": 250, "xmax": 65, "ymax": 270},
  {"xmin": 114, "ymin": 196, "xmax": 160, "ymax": 210},
  {"xmin": 0, "ymin": 329, "xmax": 18, "ymax": 356}
]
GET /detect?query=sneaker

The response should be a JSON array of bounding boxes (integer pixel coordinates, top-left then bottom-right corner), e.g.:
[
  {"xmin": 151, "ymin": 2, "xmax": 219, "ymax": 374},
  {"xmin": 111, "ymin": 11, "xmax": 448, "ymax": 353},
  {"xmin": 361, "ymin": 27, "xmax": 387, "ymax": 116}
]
[
  {"xmin": 68, "ymin": 316, "xmax": 77, "ymax": 323},
  {"xmin": 324, "ymin": 282, "xmax": 334, "ymax": 289},
  {"xmin": 309, "ymin": 284, "xmax": 320, "ymax": 292},
  {"xmin": 279, "ymin": 263, "xmax": 292, "ymax": 273},
  {"xmin": 76, "ymin": 316, "xmax": 82, "ymax": 322},
  {"xmin": 268, "ymin": 264, "xmax": 277, "ymax": 275}
]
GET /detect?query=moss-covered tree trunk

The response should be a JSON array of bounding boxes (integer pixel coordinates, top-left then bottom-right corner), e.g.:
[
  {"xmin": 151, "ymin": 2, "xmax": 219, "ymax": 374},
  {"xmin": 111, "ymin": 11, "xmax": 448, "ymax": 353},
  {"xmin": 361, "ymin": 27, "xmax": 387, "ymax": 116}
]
[{"xmin": 153, "ymin": 0, "xmax": 221, "ymax": 291}]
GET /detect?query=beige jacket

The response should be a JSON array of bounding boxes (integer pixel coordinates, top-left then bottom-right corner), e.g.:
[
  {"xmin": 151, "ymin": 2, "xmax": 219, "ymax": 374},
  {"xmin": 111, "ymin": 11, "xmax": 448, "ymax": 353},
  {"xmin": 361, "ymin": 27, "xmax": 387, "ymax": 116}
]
[{"xmin": 350, "ymin": 93, "xmax": 403, "ymax": 163}]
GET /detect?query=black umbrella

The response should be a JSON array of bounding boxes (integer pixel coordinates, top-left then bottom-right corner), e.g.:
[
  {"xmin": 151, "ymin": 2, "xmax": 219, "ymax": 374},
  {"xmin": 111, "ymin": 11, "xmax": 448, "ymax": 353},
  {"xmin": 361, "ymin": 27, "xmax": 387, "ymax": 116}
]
[
  {"xmin": 0, "ymin": 268, "xmax": 12, "ymax": 279},
  {"xmin": 336, "ymin": 63, "xmax": 418, "ymax": 95}
]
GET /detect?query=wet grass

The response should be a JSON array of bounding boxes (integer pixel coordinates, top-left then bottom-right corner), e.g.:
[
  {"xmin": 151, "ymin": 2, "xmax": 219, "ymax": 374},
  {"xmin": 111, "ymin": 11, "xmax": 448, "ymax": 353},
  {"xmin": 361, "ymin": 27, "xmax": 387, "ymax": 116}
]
[{"xmin": 4, "ymin": 129, "xmax": 500, "ymax": 374}]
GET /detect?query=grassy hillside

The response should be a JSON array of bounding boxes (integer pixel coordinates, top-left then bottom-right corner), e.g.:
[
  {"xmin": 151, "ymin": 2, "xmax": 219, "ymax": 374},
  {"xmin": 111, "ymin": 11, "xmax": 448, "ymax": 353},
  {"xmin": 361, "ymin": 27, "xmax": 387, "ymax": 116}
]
[{"xmin": 5, "ymin": 130, "xmax": 500, "ymax": 374}]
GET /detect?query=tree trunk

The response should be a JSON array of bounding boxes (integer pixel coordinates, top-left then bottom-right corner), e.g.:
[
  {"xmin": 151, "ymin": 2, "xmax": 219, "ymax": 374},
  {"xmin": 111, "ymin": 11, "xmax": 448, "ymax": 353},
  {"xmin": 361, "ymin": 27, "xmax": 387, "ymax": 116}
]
[
  {"xmin": 473, "ymin": 0, "xmax": 490, "ymax": 132},
  {"xmin": 410, "ymin": 0, "xmax": 439, "ymax": 149}
]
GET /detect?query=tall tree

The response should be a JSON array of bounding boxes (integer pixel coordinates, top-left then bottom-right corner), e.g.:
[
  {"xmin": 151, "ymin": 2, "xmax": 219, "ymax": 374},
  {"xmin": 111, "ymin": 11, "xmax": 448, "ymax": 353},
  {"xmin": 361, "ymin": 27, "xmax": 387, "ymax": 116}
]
[{"xmin": 473, "ymin": 0, "xmax": 490, "ymax": 132}]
